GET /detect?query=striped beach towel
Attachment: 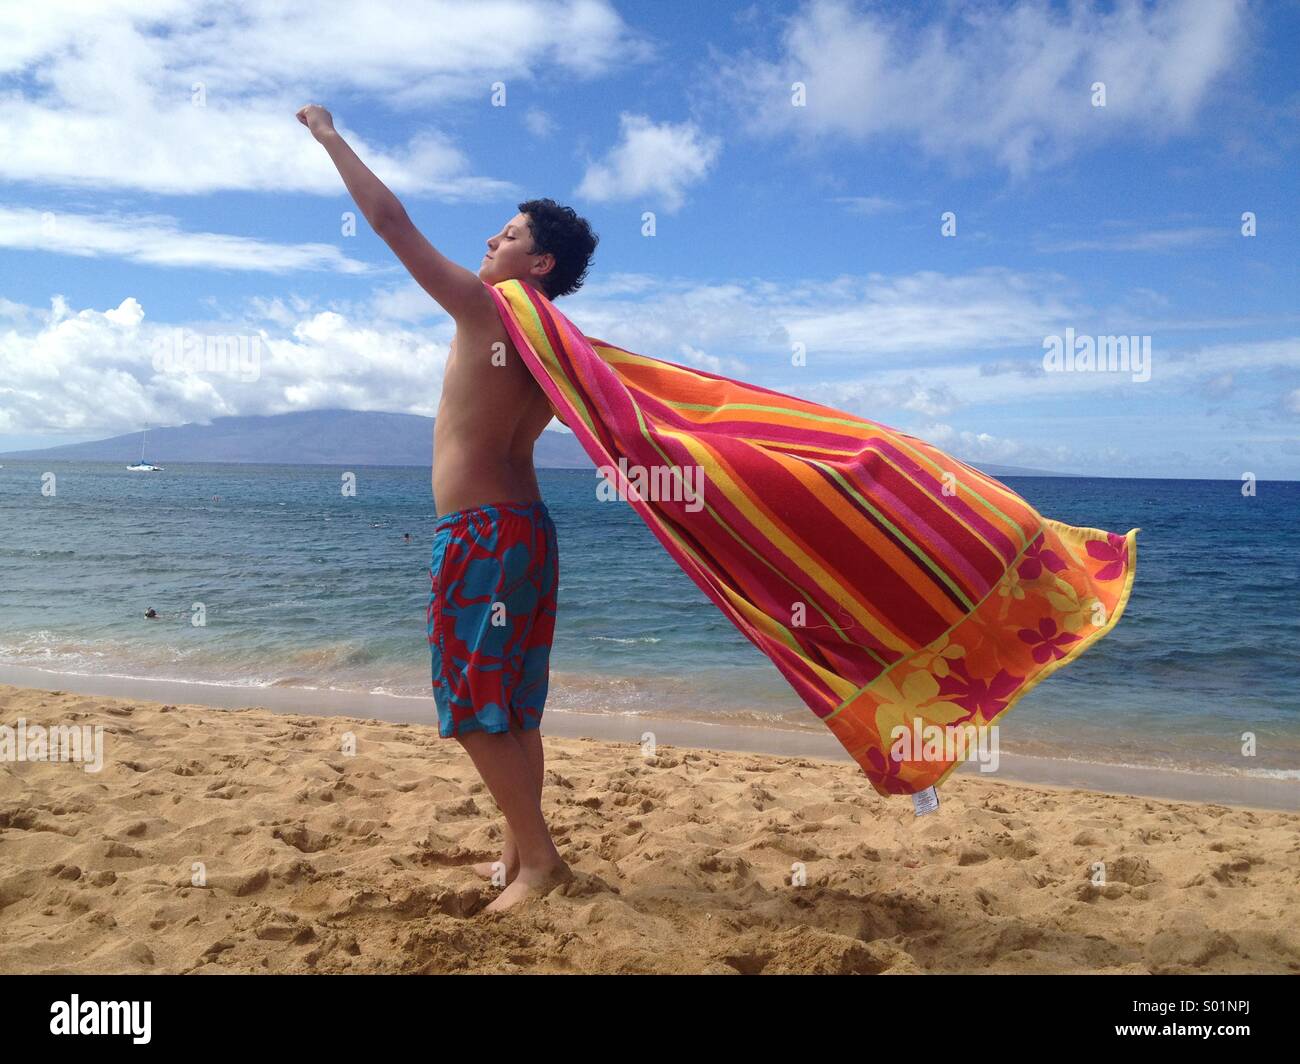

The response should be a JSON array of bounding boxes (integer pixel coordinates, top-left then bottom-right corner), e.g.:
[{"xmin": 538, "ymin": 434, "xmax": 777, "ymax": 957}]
[{"xmin": 487, "ymin": 279, "xmax": 1139, "ymax": 798}]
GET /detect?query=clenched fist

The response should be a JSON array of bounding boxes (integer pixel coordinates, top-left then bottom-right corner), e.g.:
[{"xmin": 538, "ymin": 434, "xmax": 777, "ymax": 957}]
[{"xmin": 295, "ymin": 103, "xmax": 335, "ymax": 139}]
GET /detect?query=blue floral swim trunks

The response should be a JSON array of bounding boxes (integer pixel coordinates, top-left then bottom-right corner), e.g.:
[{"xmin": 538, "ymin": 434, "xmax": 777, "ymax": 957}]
[{"xmin": 426, "ymin": 500, "xmax": 558, "ymax": 738}]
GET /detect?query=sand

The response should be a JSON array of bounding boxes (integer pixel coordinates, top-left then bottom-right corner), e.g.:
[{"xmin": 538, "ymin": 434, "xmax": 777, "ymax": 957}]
[{"xmin": 1, "ymin": 682, "xmax": 1297, "ymax": 975}]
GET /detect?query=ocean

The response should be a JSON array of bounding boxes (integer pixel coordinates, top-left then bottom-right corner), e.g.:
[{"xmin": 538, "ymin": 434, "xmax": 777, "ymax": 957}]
[{"xmin": 1, "ymin": 460, "xmax": 1297, "ymax": 780}]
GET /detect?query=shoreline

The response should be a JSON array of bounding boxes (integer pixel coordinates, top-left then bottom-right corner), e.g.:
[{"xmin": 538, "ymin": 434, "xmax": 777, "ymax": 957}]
[{"xmin": 2, "ymin": 663, "xmax": 1297, "ymax": 812}]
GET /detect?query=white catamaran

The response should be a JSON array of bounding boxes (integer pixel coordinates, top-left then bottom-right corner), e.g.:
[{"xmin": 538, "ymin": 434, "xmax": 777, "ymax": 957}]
[{"xmin": 127, "ymin": 425, "xmax": 163, "ymax": 471}]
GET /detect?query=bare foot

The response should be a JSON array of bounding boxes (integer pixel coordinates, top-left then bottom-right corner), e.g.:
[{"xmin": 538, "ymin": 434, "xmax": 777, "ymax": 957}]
[
  {"xmin": 482, "ymin": 860, "xmax": 573, "ymax": 914},
  {"xmin": 472, "ymin": 858, "xmax": 518, "ymax": 885}
]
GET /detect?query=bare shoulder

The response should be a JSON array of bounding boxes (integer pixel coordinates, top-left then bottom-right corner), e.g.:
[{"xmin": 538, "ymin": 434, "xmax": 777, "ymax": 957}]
[
  {"xmin": 451, "ymin": 295, "xmax": 519, "ymax": 364},
  {"xmin": 454, "ymin": 278, "xmax": 499, "ymax": 323}
]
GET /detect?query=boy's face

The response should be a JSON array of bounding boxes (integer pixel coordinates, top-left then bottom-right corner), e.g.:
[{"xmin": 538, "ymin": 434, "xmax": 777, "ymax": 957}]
[{"xmin": 478, "ymin": 212, "xmax": 553, "ymax": 288}]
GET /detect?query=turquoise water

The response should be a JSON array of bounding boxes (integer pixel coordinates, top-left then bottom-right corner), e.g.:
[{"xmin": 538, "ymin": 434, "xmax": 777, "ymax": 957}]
[{"xmin": 1, "ymin": 461, "xmax": 1297, "ymax": 777}]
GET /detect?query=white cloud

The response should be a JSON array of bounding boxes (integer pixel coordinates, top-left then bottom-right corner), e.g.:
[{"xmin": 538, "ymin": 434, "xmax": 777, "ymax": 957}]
[
  {"xmin": 833, "ymin": 195, "xmax": 902, "ymax": 216},
  {"xmin": 0, "ymin": 206, "xmax": 371, "ymax": 273},
  {"xmin": 103, "ymin": 297, "xmax": 145, "ymax": 327},
  {"xmin": 368, "ymin": 283, "xmax": 451, "ymax": 324},
  {"xmin": 803, "ymin": 336, "xmax": 1300, "ymax": 429},
  {"xmin": 1160, "ymin": 338, "xmax": 1300, "ymax": 377},
  {"xmin": 712, "ymin": 0, "xmax": 1245, "ymax": 173},
  {"xmin": 0, "ymin": 0, "xmax": 640, "ymax": 195},
  {"xmin": 910, "ymin": 423, "xmax": 1029, "ymax": 465},
  {"xmin": 576, "ymin": 272, "xmax": 663, "ymax": 298},
  {"xmin": 576, "ymin": 113, "xmax": 721, "ymax": 211},
  {"xmin": 807, "ymin": 377, "xmax": 963, "ymax": 419},
  {"xmin": 524, "ymin": 107, "xmax": 557, "ymax": 138},
  {"xmin": 674, "ymin": 343, "xmax": 747, "ymax": 375},
  {"xmin": 0, "ymin": 296, "xmax": 37, "ymax": 323},
  {"xmin": 0, "ymin": 294, "xmax": 450, "ymax": 436},
  {"xmin": 566, "ymin": 267, "xmax": 1083, "ymax": 361},
  {"xmin": 781, "ymin": 270, "xmax": 1080, "ymax": 356},
  {"xmin": 243, "ymin": 296, "xmax": 314, "ymax": 327},
  {"xmin": 1040, "ymin": 226, "xmax": 1232, "ymax": 252}
]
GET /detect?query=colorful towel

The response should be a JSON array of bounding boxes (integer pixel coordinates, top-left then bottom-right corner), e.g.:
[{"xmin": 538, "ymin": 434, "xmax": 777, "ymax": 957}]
[{"xmin": 486, "ymin": 279, "xmax": 1139, "ymax": 797}]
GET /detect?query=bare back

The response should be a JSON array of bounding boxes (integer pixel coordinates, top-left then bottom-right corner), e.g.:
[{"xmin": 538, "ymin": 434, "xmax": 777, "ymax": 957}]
[{"xmin": 433, "ymin": 297, "xmax": 555, "ymax": 516}]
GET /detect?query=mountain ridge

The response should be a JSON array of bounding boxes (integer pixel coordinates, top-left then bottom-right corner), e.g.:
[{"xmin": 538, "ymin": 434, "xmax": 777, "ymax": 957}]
[{"xmin": 0, "ymin": 409, "xmax": 1080, "ymax": 477}]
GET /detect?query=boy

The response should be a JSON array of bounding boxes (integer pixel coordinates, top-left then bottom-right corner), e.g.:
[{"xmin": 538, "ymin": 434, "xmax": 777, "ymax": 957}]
[{"xmin": 297, "ymin": 104, "xmax": 599, "ymax": 912}]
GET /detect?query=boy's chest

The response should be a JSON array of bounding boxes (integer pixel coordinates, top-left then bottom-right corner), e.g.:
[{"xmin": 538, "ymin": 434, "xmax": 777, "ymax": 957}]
[{"xmin": 445, "ymin": 322, "xmax": 522, "ymax": 378}]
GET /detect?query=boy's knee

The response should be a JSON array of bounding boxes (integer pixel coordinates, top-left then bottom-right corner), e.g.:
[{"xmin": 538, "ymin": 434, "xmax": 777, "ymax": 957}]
[{"xmin": 453, "ymin": 729, "xmax": 507, "ymax": 749}]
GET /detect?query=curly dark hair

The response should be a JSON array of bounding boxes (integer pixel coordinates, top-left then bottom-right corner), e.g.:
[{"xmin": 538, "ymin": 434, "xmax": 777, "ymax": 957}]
[{"xmin": 518, "ymin": 198, "xmax": 598, "ymax": 299}]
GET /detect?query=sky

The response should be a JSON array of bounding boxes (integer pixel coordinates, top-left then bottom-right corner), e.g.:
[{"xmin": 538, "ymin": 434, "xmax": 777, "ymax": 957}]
[{"xmin": 0, "ymin": 0, "xmax": 1297, "ymax": 478}]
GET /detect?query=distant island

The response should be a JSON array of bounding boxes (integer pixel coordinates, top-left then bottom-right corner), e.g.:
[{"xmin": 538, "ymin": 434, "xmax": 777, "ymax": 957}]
[
  {"xmin": 0, "ymin": 410, "xmax": 591, "ymax": 468},
  {"xmin": 0, "ymin": 409, "xmax": 1076, "ymax": 477}
]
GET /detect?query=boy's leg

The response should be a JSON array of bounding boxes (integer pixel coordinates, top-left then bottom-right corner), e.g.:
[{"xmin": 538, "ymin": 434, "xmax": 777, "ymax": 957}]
[
  {"xmin": 455, "ymin": 728, "xmax": 566, "ymax": 910},
  {"xmin": 432, "ymin": 502, "xmax": 565, "ymax": 909},
  {"xmin": 473, "ymin": 720, "xmax": 545, "ymax": 882},
  {"xmin": 478, "ymin": 502, "xmax": 557, "ymax": 884}
]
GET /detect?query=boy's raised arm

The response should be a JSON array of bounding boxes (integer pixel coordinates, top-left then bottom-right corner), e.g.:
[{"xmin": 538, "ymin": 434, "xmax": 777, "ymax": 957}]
[{"xmin": 296, "ymin": 103, "xmax": 494, "ymax": 323}]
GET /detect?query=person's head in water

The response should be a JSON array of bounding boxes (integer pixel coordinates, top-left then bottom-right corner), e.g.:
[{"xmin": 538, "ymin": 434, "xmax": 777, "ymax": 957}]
[
  {"xmin": 144, "ymin": 608, "xmax": 157, "ymax": 619},
  {"xmin": 403, "ymin": 533, "xmax": 411, "ymax": 543},
  {"xmin": 477, "ymin": 199, "xmax": 598, "ymax": 300}
]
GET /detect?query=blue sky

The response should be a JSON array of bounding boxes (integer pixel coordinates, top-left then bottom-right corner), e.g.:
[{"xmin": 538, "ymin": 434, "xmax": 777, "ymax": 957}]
[{"xmin": 1, "ymin": 0, "xmax": 1297, "ymax": 477}]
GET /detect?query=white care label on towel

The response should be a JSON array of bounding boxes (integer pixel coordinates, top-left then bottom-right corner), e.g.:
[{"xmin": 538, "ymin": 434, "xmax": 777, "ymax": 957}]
[{"xmin": 912, "ymin": 786, "xmax": 940, "ymax": 816}]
